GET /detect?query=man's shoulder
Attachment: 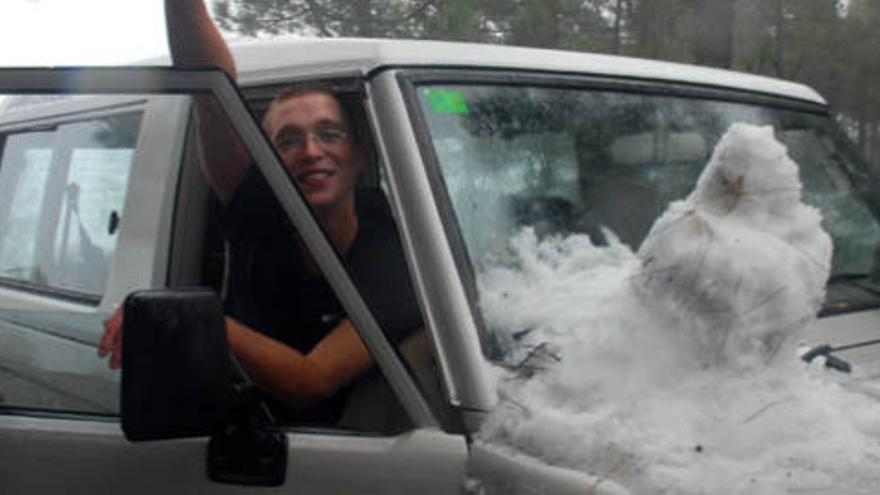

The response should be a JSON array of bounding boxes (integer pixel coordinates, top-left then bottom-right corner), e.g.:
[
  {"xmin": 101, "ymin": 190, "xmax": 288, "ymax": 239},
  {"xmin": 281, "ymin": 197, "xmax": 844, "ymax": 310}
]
[{"xmin": 223, "ymin": 169, "xmax": 291, "ymax": 241}]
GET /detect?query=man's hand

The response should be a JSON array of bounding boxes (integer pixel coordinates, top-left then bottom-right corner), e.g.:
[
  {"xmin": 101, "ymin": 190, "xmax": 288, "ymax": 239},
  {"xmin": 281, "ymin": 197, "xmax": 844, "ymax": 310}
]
[
  {"xmin": 166, "ymin": 0, "xmax": 249, "ymax": 203},
  {"xmin": 97, "ymin": 306, "xmax": 124, "ymax": 369}
]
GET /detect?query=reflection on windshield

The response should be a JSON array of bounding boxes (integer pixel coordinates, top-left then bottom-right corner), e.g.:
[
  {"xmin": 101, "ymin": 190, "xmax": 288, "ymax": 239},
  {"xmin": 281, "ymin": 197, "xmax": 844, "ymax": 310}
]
[{"xmin": 416, "ymin": 84, "xmax": 880, "ymax": 316}]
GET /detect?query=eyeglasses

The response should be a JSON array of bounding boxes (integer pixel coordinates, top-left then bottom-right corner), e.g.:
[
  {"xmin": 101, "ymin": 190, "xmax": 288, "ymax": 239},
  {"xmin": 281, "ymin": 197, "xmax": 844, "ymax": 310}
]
[{"xmin": 274, "ymin": 126, "xmax": 349, "ymax": 153}]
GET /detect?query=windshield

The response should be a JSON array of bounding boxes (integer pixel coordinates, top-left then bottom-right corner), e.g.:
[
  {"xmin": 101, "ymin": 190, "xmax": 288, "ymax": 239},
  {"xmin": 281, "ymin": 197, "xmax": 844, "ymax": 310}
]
[{"xmin": 414, "ymin": 81, "xmax": 880, "ymax": 339}]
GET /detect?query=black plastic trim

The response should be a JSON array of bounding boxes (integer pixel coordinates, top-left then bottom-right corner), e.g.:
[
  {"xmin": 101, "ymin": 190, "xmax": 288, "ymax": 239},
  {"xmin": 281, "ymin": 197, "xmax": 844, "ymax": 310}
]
[
  {"xmin": 371, "ymin": 65, "xmax": 829, "ymax": 115},
  {"xmin": 0, "ymin": 277, "xmax": 100, "ymax": 306},
  {"xmin": 0, "ymin": 406, "xmax": 117, "ymax": 422}
]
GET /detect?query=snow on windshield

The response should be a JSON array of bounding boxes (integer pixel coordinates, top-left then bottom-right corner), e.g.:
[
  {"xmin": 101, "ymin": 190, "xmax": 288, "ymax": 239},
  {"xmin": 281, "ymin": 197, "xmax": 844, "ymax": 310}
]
[{"xmin": 477, "ymin": 124, "xmax": 880, "ymax": 493}]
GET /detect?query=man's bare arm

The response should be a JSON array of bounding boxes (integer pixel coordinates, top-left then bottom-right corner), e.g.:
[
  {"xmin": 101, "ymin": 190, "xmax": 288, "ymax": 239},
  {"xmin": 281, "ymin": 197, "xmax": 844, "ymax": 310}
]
[
  {"xmin": 166, "ymin": 0, "xmax": 250, "ymax": 203},
  {"xmin": 226, "ymin": 317, "xmax": 374, "ymax": 409},
  {"xmin": 99, "ymin": 307, "xmax": 374, "ymax": 410}
]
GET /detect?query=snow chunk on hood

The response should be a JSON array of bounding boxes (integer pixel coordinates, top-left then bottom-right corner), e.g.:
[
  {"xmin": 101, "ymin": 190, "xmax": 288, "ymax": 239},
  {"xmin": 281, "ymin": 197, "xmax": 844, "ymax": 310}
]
[
  {"xmin": 637, "ymin": 123, "xmax": 832, "ymax": 368},
  {"xmin": 477, "ymin": 124, "xmax": 880, "ymax": 494}
]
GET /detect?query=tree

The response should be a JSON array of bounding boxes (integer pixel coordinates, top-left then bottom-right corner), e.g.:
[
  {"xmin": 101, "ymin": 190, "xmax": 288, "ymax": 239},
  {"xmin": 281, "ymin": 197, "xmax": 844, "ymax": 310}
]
[
  {"xmin": 418, "ymin": 0, "xmax": 488, "ymax": 42},
  {"xmin": 692, "ymin": 0, "xmax": 736, "ymax": 68},
  {"xmin": 838, "ymin": 0, "xmax": 880, "ymax": 164},
  {"xmin": 212, "ymin": 0, "xmax": 617, "ymax": 49},
  {"xmin": 623, "ymin": 0, "xmax": 693, "ymax": 61},
  {"xmin": 213, "ymin": 0, "xmax": 424, "ymax": 38}
]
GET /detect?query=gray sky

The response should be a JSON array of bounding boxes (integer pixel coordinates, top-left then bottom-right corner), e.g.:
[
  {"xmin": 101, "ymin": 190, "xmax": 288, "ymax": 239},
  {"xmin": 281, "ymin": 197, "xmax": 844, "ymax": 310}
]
[{"xmin": 0, "ymin": 0, "xmax": 169, "ymax": 66}]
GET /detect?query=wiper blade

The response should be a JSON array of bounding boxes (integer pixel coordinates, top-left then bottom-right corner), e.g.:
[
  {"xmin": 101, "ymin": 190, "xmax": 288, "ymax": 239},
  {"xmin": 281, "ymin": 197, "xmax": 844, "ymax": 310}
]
[
  {"xmin": 800, "ymin": 344, "xmax": 852, "ymax": 373},
  {"xmin": 801, "ymin": 337, "xmax": 880, "ymax": 374}
]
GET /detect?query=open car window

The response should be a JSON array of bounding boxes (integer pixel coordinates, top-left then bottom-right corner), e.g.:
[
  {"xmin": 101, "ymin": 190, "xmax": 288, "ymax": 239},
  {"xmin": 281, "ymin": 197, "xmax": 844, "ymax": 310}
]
[{"xmin": 0, "ymin": 68, "xmax": 436, "ymax": 431}]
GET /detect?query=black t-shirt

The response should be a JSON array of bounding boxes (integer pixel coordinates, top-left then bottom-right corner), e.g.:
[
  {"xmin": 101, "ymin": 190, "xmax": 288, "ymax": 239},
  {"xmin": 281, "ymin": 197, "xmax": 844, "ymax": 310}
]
[{"xmin": 222, "ymin": 170, "xmax": 422, "ymax": 423}]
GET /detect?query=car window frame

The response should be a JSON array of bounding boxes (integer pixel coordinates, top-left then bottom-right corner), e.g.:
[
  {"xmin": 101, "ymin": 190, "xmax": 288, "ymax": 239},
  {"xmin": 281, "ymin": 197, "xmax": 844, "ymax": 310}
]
[{"xmin": 394, "ymin": 67, "xmax": 839, "ymax": 364}]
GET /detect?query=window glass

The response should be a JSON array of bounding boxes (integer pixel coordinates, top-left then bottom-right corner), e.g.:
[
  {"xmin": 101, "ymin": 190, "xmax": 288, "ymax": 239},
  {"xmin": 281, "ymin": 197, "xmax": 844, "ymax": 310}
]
[
  {"xmin": 0, "ymin": 144, "xmax": 52, "ymax": 281},
  {"xmin": 0, "ymin": 107, "xmax": 143, "ymax": 416},
  {"xmin": 0, "ymin": 113, "xmax": 141, "ymax": 296},
  {"xmin": 414, "ymin": 83, "xmax": 880, "ymax": 343},
  {"xmin": 418, "ymin": 86, "xmax": 790, "ymax": 257}
]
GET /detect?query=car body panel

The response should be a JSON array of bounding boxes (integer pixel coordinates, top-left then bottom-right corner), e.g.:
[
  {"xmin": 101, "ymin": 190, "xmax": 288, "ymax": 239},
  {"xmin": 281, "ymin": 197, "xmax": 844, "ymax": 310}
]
[
  {"xmin": 219, "ymin": 38, "xmax": 824, "ymax": 105},
  {"xmin": 0, "ymin": 415, "xmax": 466, "ymax": 494}
]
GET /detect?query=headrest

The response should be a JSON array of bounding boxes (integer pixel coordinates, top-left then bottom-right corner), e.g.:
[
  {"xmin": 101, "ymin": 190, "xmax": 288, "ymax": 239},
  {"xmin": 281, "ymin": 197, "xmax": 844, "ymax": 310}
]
[{"xmin": 610, "ymin": 132, "xmax": 708, "ymax": 166}]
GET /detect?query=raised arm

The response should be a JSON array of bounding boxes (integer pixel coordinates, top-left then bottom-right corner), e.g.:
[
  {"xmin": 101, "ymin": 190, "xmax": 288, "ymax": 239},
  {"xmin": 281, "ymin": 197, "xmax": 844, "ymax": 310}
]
[{"xmin": 165, "ymin": 0, "xmax": 249, "ymax": 202}]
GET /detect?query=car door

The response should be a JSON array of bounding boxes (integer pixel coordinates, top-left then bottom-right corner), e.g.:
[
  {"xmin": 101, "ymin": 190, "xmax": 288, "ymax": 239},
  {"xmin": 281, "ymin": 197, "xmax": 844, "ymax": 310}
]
[{"xmin": 0, "ymin": 67, "xmax": 467, "ymax": 494}]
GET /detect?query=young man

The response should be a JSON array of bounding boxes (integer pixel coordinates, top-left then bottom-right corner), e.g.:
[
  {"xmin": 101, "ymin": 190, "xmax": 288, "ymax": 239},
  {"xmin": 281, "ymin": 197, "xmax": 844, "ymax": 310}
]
[{"xmin": 99, "ymin": 0, "xmax": 421, "ymax": 424}]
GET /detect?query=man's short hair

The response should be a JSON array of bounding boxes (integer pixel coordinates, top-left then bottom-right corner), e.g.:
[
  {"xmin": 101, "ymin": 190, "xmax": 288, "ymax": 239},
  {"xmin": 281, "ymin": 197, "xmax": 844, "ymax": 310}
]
[
  {"xmin": 261, "ymin": 82, "xmax": 356, "ymax": 137},
  {"xmin": 261, "ymin": 82, "xmax": 374, "ymax": 178}
]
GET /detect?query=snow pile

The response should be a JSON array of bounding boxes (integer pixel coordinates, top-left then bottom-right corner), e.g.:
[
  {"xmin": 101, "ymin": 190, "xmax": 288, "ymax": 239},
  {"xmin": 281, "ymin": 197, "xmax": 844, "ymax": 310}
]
[{"xmin": 477, "ymin": 124, "xmax": 880, "ymax": 494}]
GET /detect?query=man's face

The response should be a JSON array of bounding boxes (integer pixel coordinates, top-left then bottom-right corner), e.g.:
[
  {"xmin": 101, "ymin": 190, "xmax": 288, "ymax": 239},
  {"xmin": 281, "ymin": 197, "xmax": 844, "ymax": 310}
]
[{"xmin": 264, "ymin": 92, "xmax": 362, "ymax": 215}]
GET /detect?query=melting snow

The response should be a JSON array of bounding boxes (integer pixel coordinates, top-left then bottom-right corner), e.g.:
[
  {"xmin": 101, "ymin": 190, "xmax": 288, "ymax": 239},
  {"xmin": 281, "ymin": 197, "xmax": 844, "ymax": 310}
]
[{"xmin": 477, "ymin": 124, "xmax": 880, "ymax": 494}]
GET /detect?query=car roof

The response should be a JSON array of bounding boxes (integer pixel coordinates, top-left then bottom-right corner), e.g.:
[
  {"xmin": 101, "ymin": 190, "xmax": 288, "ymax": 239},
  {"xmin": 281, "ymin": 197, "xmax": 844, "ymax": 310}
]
[{"xmin": 226, "ymin": 37, "xmax": 826, "ymax": 105}]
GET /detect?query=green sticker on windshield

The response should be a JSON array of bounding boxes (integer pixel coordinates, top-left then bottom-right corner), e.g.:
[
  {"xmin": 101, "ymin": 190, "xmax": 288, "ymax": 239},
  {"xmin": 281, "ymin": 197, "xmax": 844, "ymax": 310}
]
[{"xmin": 425, "ymin": 89, "xmax": 469, "ymax": 114}]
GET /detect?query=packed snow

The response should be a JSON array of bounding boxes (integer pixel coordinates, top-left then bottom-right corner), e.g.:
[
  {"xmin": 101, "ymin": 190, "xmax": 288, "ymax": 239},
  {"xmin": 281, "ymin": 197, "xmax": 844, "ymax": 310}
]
[{"xmin": 477, "ymin": 124, "xmax": 880, "ymax": 493}]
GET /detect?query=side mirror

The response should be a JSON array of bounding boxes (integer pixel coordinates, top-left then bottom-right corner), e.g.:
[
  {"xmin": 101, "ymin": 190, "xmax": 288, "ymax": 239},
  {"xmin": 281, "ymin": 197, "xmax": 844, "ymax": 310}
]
[
  {"xmin": 121, "ymin": 288, "xmax": 234, "ymax": 441},
  {"xmin": 119, "ymin": 288, "xmax": 288, "ymax": 486}
]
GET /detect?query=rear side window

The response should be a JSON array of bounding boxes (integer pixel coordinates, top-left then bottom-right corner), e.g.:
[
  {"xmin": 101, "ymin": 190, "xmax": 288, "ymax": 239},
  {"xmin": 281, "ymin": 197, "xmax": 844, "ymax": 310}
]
[{"xmin": 0, "ymin": 112, "xmax": 142, "ymax": 298}]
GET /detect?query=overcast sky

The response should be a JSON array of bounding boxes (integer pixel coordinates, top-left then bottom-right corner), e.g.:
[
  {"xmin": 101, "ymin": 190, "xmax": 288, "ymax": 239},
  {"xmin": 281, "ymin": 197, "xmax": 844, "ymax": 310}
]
[{"xmin": 0, "ymin": 0, "xmax": 170, "ymax": 66}]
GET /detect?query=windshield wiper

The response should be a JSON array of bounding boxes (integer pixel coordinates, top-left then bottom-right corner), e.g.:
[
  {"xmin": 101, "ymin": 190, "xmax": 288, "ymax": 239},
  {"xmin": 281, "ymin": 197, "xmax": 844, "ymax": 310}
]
[{"xmin": 801, "ymin": 337, "xmax": 880, "ymax": 373}]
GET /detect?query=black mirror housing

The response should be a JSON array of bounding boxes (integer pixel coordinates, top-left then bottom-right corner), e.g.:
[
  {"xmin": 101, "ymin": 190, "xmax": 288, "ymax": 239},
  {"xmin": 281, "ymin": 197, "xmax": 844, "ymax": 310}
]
[{"xmin": 121, "ymin": 288, "xmax": 234, "ymax": 441}]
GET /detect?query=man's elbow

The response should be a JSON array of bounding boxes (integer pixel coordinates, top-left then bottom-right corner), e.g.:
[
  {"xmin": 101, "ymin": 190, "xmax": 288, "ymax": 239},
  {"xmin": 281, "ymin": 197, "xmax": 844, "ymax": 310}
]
[{"xmin": 274, "ymin": 365, "xmax": 341, "ymax": 411}]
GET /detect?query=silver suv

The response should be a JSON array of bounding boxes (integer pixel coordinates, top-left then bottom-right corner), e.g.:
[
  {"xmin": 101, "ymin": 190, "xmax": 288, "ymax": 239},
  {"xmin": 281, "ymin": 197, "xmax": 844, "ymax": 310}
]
[{"xmin": 1, "ymin": 38, "xmax": 878, "ymax": 493}]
